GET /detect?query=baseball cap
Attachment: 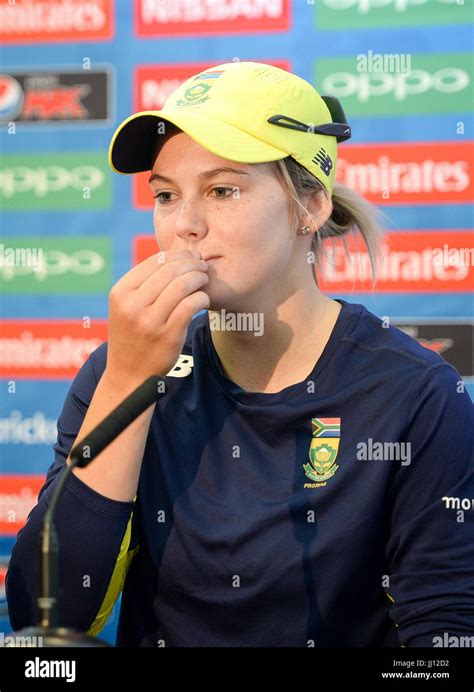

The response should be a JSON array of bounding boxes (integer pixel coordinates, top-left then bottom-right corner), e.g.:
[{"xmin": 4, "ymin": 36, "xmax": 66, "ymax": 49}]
[{"xmin": 108, "ymin": 61, "xmax": 351, "ymax": 195}]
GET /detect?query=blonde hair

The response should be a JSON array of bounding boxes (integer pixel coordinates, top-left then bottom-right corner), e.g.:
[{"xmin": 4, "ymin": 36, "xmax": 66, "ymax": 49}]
[{"xmin": 271, "ymin": 156, "xmax": 386, "ymax": 284}]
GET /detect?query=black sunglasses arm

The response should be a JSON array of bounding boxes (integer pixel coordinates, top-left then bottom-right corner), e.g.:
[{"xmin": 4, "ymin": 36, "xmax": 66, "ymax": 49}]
[{"xmin": 267, "ymin": 113, "xmax": 351, "ymax": 143}]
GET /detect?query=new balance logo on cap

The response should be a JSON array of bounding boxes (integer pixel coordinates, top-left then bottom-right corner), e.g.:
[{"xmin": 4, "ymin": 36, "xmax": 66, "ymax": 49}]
[{"xmin": 312, "ymin": 148, "xmax": 333, "ymax": 177}]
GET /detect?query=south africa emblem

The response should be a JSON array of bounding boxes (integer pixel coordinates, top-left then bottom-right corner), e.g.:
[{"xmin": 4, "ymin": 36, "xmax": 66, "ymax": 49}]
[{"xmin": 303, "ymin": 418, "xmax": 340, "ymax": 486}]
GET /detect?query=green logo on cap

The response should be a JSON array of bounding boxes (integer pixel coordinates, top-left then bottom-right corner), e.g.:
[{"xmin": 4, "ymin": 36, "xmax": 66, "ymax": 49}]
[{"xmin": 176, "ymin": 82, "xmax": 212, "ymax": 107}]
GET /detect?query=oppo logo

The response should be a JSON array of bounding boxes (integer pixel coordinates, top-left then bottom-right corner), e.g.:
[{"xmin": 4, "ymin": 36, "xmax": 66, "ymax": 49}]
[
  {"xmin": 0, "ymin": 165, "xmax": 104, "ymax": 197},
  {"xmin": 322, "ymin": 0, "xmax": 462, "ymax": 12},
  {"xmin": 0, "ymin": 250, "xmax": 105, "ymax": 281},
  {"xmin": 322, "ymin": 67, "xmax": 469, "ymax": 102}
]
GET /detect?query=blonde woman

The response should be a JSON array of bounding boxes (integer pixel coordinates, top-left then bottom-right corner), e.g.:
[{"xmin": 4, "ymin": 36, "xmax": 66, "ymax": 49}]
[{"xmin": 7, "ymin": 62, "xmax": 473, "ymax": 648}]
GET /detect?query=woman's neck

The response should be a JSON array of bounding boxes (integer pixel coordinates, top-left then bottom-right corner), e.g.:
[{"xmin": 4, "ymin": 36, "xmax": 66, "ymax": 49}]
[{"xmin": 208, "ymin": 292, "xmax": 342, "ymax": 394}]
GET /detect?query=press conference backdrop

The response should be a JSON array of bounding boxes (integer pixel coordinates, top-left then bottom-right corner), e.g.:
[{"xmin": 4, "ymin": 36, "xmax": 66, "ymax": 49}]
[{"xmin": 0, "ymin": 0, "xmax": 472, "ymax": 645}]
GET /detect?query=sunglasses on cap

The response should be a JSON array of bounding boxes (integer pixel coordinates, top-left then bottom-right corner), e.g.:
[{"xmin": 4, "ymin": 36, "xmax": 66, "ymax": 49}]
[{"xmin": 267, "ymin": 96, "xmax": 352, "ymax": 143}]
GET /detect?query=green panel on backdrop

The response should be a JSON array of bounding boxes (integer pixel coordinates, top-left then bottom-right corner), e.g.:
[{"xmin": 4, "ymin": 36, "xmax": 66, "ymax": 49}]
[
  {"xmin": 0, "ymin": 152, "xmax": 111, "ymax": 209},
  {"xmin": 314, "ymin": 53, "xmax": 473, "ymax": 116},
  {"xmin": 0, "ymin": 236, "xmax": 112, "ymax": 293},
  {"xmin": 315, "ymin": 0, "xmax": 472, "ymax": 29}
]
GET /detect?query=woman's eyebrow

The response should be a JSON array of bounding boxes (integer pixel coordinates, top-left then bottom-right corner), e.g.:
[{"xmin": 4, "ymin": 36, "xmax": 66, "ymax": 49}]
[{"xmin": 148, "ymin": 167, "xmax": 251, "ymax": 184}]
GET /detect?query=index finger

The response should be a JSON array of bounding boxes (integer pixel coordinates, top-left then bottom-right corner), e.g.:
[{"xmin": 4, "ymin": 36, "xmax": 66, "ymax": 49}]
[{"xmin": 121, "ymin": 250, "xmax": 199, "ymax": 290}]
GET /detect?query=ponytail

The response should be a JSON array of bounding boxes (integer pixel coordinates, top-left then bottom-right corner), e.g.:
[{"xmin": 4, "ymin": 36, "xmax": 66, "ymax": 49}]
[{"xmin": 271, "ymin": 156, "xmax": 387, "ymax": 283}]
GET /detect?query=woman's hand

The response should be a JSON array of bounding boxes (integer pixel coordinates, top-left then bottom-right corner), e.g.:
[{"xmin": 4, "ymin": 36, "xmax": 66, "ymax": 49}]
[{"xmin": 104, "ymin": 249, "xmax": 209, "ymax": 386}]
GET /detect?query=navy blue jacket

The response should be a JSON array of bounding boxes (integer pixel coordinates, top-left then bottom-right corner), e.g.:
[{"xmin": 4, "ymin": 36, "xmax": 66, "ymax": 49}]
[{"xmin": 6, "ymin": 300, "xmax": 474, "ymax": 646}]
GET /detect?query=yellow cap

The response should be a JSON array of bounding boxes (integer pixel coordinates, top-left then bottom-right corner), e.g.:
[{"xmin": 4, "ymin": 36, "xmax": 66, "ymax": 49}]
[{"xmin": 108, "ymin": 61, "xmax": 351, "ymax": 195}]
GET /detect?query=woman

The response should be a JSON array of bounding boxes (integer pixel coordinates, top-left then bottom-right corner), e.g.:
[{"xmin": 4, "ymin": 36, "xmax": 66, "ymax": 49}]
[{"xmin": 6, "ymin": 62, "xmax": 473, "ymax": 647}]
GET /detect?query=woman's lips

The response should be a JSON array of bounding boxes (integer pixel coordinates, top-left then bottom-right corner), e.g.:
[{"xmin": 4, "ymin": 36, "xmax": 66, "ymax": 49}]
[{"xmin": 204, "ymin": 256, "xmax": 221, "ymax": 262}]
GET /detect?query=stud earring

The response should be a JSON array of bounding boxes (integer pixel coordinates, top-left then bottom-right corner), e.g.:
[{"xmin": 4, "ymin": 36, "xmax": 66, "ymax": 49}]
[{"xmin": 300, "ymin": 226, "xmax": 311, "ymax": 235}]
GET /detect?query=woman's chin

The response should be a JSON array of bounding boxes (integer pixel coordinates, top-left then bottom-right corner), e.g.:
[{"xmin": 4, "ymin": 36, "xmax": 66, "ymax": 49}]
[{"xmin": 205, "ymin": 281, "xmax": 253, "ymax": 314}]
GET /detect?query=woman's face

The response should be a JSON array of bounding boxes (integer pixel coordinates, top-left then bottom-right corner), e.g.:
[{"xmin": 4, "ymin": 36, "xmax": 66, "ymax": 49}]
[{"xmin": 149, "ymin": 129, "xmax": 322, "ymax": 312}]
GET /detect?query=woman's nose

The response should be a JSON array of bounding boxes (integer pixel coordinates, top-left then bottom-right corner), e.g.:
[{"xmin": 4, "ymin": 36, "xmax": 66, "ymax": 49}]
[{"xmin": 174, "ymin": 201, "xmax": 209, "ymax": 241}]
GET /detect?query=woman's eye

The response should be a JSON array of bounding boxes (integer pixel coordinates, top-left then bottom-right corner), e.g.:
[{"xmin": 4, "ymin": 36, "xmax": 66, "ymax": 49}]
[
  {"xmin": 153, "ymin": 191, "xmax": 173, "ymax": 203},
  {"xmin": 153, "ymin": 187, "xmax": 237, "ymax": 204},
  {"xmin": 213, "ymin": 186, "xmax": 236, "ymax": 198}
]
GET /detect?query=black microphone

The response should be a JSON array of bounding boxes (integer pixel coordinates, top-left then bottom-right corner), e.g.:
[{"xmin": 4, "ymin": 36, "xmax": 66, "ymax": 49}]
[
  {"xmin": 7, "ymin": 375, "xmax": 166, "ymax": 647},
  {"xmin": 69, "ymin": 374, "xmax": 166, "ymax": 468}
]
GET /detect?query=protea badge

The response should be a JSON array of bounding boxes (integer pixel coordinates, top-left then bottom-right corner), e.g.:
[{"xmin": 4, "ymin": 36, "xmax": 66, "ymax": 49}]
[
  {"xmin": 178, "ymin": 83, "xmax": 212, "ymax": 106},
  {"xmin": 303, "ymin": 418, "xmax": 341, "ymax": 483}
]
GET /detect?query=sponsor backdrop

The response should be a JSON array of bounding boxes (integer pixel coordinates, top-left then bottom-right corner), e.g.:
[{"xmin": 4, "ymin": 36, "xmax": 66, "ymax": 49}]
[{"xmin": 0, "ymin": 0, "xmax": 472, "ymax": 644}]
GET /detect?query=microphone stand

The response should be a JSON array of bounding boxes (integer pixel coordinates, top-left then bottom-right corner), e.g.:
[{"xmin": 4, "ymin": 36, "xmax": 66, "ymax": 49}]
[{"xmin": 6, "ymin": 375, "xmax": 165, "ymax": 647}]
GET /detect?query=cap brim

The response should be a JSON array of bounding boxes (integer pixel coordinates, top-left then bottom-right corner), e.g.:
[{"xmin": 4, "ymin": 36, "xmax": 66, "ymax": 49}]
[{"xmin": 108, "ymin": 110, "xmax": 289, "ymax": 174}]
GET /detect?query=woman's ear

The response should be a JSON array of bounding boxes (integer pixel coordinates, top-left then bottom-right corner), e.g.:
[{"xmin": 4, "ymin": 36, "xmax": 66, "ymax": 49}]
[{"xmin": 300, "ymin": 189, "xmax": 333, "ymax": 230}]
